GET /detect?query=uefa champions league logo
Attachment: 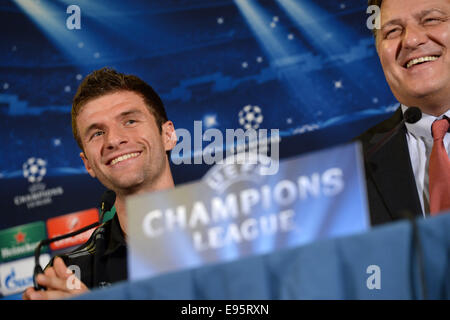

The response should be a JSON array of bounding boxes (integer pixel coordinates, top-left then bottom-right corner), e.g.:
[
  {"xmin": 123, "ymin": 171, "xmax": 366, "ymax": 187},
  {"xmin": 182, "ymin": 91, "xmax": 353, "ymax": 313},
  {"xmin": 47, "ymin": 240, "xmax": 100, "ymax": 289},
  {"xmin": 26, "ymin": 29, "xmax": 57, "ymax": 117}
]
[
  {"xmin": 14, "ymin": 157, "xmax": 64, "ymax": 209},
  {"xmin": 238, "ymin": 105, "xmax": 264, "ymax": 130},
  {"xmin": 22, "ymin": 157, "xmax": 47, "ymax": 184},
  {"xmin": 203, "ymin": 152, "xmax": 276, "ymax": 194}
]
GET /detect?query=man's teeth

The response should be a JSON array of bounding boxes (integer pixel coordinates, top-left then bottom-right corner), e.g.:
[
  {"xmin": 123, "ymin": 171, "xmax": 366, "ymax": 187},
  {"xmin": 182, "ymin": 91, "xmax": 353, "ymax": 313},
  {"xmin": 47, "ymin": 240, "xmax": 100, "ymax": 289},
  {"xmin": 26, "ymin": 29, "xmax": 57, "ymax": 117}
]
[
  {"xmin": 406, "ymin": 56, "xmax": 438, "ymax": 69},
  {"xmin": 110, "ymin": 152, "xmax": 140, "ymax": 165}
]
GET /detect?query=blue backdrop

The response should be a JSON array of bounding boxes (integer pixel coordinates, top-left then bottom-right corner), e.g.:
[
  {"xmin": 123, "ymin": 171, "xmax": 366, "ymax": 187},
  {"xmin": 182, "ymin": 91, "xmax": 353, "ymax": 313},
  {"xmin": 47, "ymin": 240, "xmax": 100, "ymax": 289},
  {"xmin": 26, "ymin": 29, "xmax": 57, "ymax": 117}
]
[{"xmin": 0, "ymin": 0, "xmax": 396, "ymax": 230}]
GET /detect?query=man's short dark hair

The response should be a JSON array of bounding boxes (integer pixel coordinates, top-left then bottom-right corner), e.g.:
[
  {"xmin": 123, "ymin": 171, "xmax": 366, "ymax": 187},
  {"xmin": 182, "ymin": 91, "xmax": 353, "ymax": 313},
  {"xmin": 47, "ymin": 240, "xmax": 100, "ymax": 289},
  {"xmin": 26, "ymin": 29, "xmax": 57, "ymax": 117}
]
[
  {"xmin": 368, "ymin": 0, "xmax": 382, "ymax": 7},
  {"xmin": 72, "ymin": 67, "xmax": 168, "ymax": 151}
]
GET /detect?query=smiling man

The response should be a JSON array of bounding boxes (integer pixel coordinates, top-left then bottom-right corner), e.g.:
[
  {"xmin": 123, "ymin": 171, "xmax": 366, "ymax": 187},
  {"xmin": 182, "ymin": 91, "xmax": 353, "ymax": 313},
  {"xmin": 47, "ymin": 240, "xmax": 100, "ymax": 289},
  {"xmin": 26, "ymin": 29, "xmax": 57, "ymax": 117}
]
[
  {"xmin": 23, "ymin": 67, "xmax": 177, "ymax": 299},
  {"xmin": 358, "ymin": 0, "xmax": 450, "ymax": 225}
]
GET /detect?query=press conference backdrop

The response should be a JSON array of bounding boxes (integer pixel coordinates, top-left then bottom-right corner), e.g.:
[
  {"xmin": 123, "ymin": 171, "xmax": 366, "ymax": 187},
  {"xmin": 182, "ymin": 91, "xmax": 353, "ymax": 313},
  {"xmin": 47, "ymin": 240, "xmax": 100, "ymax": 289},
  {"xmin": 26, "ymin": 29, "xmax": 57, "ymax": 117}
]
[{"xmin": 0, "ymin": 0, "xmax": 396, "ymax": 298}]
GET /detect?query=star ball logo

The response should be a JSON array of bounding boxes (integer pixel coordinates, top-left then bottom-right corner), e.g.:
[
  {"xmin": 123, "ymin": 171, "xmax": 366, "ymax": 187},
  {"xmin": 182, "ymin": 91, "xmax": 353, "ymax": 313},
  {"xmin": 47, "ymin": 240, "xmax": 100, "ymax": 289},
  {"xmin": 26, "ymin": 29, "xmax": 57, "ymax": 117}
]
[
  {"xmin": 238, "ymin": 105, "xmax": 264, "ymax": 130},
  {"xmin": 14, "ymin": 157, "xmax": 64, "ymax": 209},
  {"xmin": 22, "ymin": 157, "xmax": 47, "ymax": 184}
]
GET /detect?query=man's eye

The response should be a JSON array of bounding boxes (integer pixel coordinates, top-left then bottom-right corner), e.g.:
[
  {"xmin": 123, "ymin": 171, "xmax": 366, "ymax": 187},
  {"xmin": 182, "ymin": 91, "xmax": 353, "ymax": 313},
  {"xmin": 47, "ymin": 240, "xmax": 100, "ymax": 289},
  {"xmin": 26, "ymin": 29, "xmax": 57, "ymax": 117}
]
[
  {"xmin": 126, "ymin": 119, "xmax": 137, "ymax": 125},
  {"xmin": 92, "ymin": 131, "xmax": 104, "ymax": 138},
  {"xmin": 423, "ymin": 17, "xmax": 442, "ymax": 25},
  {"xmin": 385, "ymin": 28, "xmax": 401, "ymax": 39}
]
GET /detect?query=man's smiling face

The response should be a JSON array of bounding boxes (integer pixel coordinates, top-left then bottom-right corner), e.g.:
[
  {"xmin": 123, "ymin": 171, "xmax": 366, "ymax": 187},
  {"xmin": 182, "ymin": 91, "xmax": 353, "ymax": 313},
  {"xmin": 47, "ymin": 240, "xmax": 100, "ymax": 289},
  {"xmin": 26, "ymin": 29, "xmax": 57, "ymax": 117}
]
[
  {"xmin": 76, "ymin": 90, "xmax": 175, "ymax": 194},
  {"xmin": 376, "ymin": 0, "xmax": 450, "ymax": 113}
]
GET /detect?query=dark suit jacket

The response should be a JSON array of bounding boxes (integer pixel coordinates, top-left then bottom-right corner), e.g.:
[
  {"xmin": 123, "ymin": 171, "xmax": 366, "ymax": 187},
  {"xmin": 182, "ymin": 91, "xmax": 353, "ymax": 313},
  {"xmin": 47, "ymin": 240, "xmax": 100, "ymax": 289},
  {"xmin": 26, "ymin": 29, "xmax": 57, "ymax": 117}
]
[{"xmin": 356, "ymin": 107, "xmax": 423, "ymax": 226}]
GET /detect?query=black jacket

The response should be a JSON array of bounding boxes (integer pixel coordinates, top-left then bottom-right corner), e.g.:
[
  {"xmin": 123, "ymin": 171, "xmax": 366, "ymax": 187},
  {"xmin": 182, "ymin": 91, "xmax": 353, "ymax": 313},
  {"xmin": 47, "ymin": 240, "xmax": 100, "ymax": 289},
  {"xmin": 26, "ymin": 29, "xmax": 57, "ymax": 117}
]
[
  {"xmin": 356, "ymin": 107, "xmax": 423, "ymax": 226},
  {"xmin": 47, "ymin": 213, "xmax": 127, "ymax": 289}
]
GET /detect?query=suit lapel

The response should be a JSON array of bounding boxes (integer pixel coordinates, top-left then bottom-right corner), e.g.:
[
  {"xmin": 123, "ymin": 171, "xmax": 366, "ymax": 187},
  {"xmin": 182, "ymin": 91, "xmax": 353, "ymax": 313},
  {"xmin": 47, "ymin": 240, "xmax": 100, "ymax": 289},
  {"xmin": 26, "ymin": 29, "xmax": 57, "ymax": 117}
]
[{"xmin": 366, "ymin": 108, "xmax": 423, "ymax": 219}]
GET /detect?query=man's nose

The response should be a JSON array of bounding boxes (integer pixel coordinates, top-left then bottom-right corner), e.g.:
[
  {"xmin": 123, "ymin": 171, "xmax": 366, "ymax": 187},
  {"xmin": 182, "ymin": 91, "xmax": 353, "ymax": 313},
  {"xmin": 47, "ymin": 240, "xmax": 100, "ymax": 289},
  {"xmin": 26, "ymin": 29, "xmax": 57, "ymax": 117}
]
[
  {"xmin": 402, "ymin": 24, "xmax": 427, "ymax": 50},
  {"xmin": 105, "ymin": 128, "xmax": 128, "ymax": 150}
]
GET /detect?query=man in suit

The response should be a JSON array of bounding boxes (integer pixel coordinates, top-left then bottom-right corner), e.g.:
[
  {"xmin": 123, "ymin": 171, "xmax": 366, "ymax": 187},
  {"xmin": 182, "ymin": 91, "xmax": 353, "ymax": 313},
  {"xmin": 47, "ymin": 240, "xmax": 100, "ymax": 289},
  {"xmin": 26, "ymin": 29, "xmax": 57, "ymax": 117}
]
[{"xmin": 359, "ymin": 0, "xmax": 450, "ymax": 225}]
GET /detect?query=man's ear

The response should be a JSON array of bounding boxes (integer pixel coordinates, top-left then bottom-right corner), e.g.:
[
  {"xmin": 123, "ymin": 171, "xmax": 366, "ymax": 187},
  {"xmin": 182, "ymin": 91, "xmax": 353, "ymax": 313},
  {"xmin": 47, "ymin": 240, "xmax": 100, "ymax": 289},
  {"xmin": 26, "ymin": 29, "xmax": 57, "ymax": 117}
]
[
  {"xmin": 80, "ymin": 152, "xmax": 96, "ymax": 178},
  {"xmin": 162, "ymin": 121, "xmax": 177, "ymax": 151}
]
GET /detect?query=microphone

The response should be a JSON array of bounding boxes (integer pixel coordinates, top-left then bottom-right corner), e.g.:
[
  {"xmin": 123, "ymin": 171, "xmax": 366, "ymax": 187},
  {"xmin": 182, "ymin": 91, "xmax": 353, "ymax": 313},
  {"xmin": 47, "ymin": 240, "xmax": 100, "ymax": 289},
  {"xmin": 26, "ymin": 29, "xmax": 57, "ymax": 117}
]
[
  {"xmin": 33, "ymin": 190, "xmax": 116, "ymax": 290},
  {"xmin": 99, "ymin": 189, "xmax": 116, "ymax": 215},
  {"xmin": 365, "ymin": 107, "xmax": 422, "ymax": 159}
]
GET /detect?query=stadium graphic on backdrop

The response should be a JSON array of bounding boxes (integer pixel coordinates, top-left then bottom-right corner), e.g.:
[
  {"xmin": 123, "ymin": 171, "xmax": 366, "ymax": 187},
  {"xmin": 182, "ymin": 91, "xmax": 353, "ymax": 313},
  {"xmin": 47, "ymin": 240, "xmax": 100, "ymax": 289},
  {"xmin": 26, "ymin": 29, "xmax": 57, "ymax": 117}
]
[{"xmin": 0, "ymin": 0, "xmax": 397, "ymax": 235}]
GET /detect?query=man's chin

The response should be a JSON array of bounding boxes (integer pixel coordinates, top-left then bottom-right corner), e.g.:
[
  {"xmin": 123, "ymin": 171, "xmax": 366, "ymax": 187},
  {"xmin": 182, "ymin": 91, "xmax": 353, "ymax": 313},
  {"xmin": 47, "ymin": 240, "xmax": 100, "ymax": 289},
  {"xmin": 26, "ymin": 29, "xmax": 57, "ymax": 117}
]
[
  {"xmin": 104, "ymin": 178, "xmax": 146, "ymax": 195},
  {"xmin": 406, "ymin": 73, "xmax": 449, "ymax": 94},
  {"xmin": 395, "ymin": 85, "xmax": 444, "ymax": 104}
]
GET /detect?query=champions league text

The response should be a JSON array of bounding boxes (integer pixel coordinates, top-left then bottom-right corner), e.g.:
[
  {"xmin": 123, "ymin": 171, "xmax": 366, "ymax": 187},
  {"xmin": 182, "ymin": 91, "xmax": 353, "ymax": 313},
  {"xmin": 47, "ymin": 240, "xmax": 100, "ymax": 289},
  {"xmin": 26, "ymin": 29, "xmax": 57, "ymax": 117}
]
[{"xmin": 142, "ymin": 167, "xmax": 344, "ymax": 251}]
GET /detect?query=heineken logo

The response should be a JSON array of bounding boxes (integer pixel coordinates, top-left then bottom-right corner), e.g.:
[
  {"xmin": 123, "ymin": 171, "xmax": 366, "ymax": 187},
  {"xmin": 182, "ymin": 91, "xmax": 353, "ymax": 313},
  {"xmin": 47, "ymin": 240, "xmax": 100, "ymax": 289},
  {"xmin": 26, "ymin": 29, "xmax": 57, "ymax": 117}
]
[
  {"xmin": 14, "ymin": 231, "xmax": 26, "ymax": 244},
  {"xmin": 0, "ymin": 221, "xmax": 47, "ymax": 263},
  {"xmin": 1, "ymin": 241, "xmax": 40, "ymax": 260}
]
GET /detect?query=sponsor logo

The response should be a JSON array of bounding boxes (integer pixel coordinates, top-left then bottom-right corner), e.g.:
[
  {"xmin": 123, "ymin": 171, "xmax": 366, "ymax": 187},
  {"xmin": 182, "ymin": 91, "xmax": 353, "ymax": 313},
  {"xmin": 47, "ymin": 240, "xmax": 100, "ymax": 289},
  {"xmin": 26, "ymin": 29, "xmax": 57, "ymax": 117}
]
[
  {"xmin": 0, "ymin": 255, "xmax": 50, "ymax": 296},
  {"xmin": 14, "ymin": 231, "xmax": 26, "ymax": 244},
  {"xmin": 46, "ymin": 208, "xmax": 99, "ymax": 250},
  {"xmin": 0, "ymin": 221, "xmax": 47, "ymax": 263},
  {"xmin": 13, "ymin": 157, "xmax": 64, "ymax": 209}
]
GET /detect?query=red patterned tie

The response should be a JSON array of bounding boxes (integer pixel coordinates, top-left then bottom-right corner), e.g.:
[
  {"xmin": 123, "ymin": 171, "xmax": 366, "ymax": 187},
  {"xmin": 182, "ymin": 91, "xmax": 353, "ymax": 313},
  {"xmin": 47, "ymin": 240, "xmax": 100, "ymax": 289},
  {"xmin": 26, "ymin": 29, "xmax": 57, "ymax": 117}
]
[{"xmin": 429, "ymin": 118, "xmax": 450, "ymax": 215}]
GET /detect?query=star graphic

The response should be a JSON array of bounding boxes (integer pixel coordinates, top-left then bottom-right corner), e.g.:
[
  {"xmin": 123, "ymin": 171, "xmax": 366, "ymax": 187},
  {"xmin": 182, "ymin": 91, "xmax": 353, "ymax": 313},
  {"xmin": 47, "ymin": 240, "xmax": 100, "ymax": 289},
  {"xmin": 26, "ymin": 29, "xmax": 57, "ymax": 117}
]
[
  {"xmin": 204, "ymin": 115, "xmax": 218, "ymax": 128},
  {"xmin": 53, "ymin": 138, "xmax": 61, "ymax": 146},
  {"xmin": 334, "ymin": 80, "xmax": 343, "ymax": 89},
  {"xmin": 15, "ymin": 231, "xmax": 26, "ymax": 244}
]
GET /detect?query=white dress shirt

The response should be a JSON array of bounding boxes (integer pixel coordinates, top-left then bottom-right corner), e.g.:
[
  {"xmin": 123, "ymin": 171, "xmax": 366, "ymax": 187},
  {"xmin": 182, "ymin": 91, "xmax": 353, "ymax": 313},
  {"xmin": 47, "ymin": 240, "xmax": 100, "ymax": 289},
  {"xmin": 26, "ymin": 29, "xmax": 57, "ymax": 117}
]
[{"xmin": 402, "ymin": 105, "xmax": 450, "ymax": 217}]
